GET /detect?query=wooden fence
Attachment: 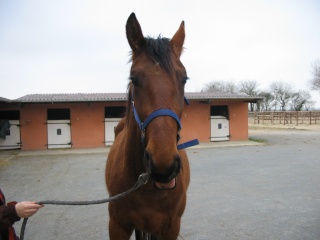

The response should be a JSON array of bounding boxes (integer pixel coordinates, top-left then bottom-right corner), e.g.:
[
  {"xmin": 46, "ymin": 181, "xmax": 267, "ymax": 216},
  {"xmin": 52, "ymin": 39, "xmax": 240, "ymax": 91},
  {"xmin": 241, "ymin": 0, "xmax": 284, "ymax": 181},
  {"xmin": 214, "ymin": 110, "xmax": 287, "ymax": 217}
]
[{"xmin": 250, "ymin": 111, "xmax": 320, "ymax": 125}]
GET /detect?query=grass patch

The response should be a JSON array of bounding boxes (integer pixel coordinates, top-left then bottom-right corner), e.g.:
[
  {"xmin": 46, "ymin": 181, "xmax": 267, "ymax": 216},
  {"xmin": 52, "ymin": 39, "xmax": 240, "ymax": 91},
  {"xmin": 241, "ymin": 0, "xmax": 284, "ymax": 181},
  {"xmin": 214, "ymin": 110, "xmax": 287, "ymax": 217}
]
[
  {"xmin": 248, "ymin": 137, "xmax": 267, "ymax": 144},
  {"xmin": 0, "ymin": 159, "xmax": 10, "ymax": 166}
]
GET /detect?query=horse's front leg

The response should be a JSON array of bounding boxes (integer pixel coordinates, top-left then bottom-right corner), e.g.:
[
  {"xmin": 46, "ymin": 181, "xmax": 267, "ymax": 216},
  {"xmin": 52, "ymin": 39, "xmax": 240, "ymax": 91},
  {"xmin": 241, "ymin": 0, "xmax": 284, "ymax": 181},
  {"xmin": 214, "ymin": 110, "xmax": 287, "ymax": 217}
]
[{"xmin": 109, "ymin": 216, "xmax": 133, "ymax": 240}]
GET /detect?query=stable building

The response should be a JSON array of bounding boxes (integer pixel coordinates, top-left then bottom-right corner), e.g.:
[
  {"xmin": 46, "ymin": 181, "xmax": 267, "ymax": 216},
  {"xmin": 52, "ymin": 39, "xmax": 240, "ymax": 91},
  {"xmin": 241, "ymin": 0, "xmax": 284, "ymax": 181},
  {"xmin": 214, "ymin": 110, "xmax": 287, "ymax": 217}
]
[{"xmin": 0, "ymin": 93, "xmax": 262, "ymax": 150}]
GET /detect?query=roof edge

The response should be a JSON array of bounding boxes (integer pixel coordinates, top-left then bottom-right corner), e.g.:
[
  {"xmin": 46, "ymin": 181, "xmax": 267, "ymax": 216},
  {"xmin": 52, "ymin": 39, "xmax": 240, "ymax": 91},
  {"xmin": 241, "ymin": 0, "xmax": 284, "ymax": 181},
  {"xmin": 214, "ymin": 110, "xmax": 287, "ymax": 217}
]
[{"xmin": 7, "ymin": 92, "xmax": 264, "ymax": 104}]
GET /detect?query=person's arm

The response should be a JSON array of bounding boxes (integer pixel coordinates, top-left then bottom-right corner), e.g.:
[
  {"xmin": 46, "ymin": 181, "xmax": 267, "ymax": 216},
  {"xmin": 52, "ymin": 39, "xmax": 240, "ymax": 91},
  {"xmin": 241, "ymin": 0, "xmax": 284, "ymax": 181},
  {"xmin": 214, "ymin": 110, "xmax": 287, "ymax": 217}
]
[{"xmin": 0, "ymin": 203, "xmax": 21, "ymax": 234}]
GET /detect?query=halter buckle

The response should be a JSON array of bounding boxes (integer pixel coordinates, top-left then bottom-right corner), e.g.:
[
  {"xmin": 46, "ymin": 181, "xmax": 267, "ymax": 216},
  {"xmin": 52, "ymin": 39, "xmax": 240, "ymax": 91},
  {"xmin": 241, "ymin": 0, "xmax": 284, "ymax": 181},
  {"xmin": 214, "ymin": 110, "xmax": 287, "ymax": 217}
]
[{"xmin": 140, "ymin": 129, "xmax": 146, "ymax": 143}]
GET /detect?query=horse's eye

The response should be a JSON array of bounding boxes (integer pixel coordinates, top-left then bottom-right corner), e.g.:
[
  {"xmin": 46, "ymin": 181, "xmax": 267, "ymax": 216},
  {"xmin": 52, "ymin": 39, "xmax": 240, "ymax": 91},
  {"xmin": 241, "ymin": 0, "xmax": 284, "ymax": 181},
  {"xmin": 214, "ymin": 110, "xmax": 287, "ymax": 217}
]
[
  {"xmin": 182, "ymin": 77, "xmax": 189, "ymax": 85},
  {"xmin": 130, "ymin": 76, "xmax": 139, "ymax": 86}
]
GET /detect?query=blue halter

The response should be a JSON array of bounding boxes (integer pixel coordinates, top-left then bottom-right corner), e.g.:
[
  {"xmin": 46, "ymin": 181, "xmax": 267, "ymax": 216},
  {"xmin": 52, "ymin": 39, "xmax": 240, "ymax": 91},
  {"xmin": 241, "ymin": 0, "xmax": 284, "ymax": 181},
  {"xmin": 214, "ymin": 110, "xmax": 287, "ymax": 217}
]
[{"xmin": 131, "ymin": 92, "xmax": 198, "ymax": 150}]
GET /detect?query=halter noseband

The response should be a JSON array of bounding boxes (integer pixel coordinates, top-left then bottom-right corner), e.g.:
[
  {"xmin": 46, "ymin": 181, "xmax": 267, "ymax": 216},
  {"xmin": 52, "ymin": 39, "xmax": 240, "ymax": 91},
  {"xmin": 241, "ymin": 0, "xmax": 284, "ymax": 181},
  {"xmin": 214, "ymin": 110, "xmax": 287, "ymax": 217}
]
[{"xmin": 131, "ymin": 91, "xmax": 198, "ymax": 150}]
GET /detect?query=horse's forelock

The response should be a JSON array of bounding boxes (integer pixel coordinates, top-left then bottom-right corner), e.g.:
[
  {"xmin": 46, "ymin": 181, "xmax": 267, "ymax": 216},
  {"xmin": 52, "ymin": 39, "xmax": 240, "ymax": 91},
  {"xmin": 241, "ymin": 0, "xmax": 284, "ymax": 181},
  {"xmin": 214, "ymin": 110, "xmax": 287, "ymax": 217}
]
[
  {"xmin": 145, "ymin": 36, "xmax": 173, "ymax": 74},
  {"xmin": 128, "ymin": 36, "xmax": 174, "ymax": 74}
]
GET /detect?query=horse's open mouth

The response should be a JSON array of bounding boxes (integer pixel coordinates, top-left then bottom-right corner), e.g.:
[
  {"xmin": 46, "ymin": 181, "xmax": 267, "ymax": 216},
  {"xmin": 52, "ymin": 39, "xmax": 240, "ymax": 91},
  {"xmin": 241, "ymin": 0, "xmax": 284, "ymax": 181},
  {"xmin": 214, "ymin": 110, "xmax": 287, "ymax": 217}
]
[{"xmin": 154, "ymin": 178, "xmax": 176, "ymax": 190}]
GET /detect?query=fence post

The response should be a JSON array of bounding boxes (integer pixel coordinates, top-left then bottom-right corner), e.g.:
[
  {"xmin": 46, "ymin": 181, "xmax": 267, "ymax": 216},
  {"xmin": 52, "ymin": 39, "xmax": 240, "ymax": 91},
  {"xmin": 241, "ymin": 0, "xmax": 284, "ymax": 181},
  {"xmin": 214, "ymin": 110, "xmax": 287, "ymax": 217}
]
[
  {"xmin": 310, "ymin": 111, "xmax": 312, "ymax": 125},
  {"xmin": 279, "ymin": 112, "xmax": 281, "ymax": 124},
  {"xmin": 254, "ymin": 112, "xmax": 256, "ymax": 124}
]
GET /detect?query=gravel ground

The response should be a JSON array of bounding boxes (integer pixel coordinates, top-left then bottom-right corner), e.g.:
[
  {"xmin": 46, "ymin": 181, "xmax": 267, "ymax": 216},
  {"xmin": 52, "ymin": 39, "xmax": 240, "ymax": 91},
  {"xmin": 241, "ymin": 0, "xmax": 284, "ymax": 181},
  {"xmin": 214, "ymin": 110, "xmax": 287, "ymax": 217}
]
[{"xmin": 1, "ymin": 128, "xmax": 320, "ymax": 240}]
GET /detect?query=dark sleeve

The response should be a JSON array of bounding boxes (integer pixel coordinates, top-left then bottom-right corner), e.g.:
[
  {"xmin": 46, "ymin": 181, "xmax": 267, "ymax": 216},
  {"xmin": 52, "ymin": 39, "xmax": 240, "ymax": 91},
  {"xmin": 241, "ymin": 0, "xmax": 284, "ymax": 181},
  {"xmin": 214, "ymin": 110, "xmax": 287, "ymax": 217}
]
[{"xmin": 0, "ymin": 204, "xmax": 21, "ymax": 234}]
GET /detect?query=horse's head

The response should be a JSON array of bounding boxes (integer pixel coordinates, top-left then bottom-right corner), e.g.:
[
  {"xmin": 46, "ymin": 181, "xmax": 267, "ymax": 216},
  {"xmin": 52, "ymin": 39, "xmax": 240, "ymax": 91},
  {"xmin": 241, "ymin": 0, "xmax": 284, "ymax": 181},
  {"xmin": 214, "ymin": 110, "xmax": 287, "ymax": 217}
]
[{"xmin": 126, "ymin": 13, "xmax": 187, "ymax": 189}]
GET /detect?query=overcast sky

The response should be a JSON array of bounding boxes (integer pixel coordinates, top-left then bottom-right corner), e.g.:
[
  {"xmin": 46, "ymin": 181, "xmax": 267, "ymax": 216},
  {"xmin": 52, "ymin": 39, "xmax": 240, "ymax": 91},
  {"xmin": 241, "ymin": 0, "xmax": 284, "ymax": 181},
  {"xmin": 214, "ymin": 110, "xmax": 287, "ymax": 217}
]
[{"xmin": 1, "ymin": 0, "xmax": 320, "ymax": 106}]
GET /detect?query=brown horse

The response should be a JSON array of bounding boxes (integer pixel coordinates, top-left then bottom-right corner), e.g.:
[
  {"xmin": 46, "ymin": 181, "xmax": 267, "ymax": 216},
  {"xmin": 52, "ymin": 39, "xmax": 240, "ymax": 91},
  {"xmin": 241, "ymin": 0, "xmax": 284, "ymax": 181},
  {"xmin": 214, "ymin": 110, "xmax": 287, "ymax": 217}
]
[{"xmin": 105, "ymin": 13, "xmax": 190, "ymax": 240}]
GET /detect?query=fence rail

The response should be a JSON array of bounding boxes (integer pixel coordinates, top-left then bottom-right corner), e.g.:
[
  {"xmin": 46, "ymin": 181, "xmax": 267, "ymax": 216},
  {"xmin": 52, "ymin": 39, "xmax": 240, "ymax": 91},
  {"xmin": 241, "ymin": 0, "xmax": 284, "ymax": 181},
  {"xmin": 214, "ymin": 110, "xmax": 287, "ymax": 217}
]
[{"xmin": 250, "ymin": 111, "xmax": 320, "ymax": 125}]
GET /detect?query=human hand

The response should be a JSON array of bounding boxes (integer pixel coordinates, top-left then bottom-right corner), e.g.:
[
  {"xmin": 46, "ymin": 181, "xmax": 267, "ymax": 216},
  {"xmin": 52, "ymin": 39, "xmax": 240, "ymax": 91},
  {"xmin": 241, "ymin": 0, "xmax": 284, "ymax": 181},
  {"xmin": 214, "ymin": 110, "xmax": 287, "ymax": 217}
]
[{"xmin": 15, "ymin": 201, "xmax": 44, "ymax": 218}]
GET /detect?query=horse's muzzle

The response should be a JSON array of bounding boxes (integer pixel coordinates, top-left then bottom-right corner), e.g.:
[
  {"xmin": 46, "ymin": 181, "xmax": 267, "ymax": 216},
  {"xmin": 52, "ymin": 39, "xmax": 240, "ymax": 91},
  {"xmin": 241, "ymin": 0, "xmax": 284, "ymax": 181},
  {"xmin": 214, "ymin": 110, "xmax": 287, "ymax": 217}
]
[{"xmin": 144, "ymin": 151, "xmax": 181, "ymax": 184}]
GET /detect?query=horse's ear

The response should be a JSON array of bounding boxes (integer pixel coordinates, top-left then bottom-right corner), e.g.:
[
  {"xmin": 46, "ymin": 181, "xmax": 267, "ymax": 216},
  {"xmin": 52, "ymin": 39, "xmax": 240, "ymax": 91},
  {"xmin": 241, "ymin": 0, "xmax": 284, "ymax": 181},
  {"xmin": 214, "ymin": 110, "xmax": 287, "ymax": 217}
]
[
  {"xmin": 126, "ymin": 13, "xmax": 145, "ymax": 52},
  {"xmin": 171, "ymin": 21, "xmax": 185, "ymax": 57}
]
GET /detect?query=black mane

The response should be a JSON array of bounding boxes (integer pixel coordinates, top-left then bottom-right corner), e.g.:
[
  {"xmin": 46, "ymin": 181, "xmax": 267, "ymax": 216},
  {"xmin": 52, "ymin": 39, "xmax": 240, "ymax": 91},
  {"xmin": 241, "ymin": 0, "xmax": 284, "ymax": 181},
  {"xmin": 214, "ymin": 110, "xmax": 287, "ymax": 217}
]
[{"xmin": 144, "ymin": 36, "xmax": 173, "ymax": 74}]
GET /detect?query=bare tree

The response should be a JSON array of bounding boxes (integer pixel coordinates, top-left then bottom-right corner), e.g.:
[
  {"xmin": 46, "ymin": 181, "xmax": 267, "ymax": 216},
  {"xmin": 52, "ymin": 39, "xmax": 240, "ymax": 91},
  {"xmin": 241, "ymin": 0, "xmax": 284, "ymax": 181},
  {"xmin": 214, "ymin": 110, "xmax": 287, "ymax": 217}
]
[
  {"xmin": 259, "ymin": 91, "xmax": 275, "ymax": 111},
  {"xmin": 290, "ymin": 90, "xmax": 312, "ymax": 111},
  {"xmin": 310, "ymin": 59, "xmax": 320, "ymax": 91},
  {"xmin": 225, "ymin": 82, "xmax": 238, "ymax": 94},
  {"xmin": 304, "ymin": 100, "xmax": 316, "ymax": 111},
  {"xmin": 238, "ymin": 80, "xmax": 260, "ymax": 111},
  {"xmin": 238, "ymin": 80, "xmax": 259, "ymax": 95},
  {"xmin": 269, "ymin": 81, "xmax": 293, "ymax": 111},
  {"xmin": 202, "ymin": 80, "xmax": 238, "ymax": 93}
]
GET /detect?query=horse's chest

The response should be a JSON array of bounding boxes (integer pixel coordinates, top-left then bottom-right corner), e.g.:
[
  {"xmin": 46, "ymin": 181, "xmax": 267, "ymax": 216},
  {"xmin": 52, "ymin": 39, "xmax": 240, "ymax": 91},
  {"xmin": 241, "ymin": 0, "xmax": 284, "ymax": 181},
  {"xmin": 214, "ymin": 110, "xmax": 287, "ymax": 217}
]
[{"xmin": 128, "ymin": 205, "xmax": 172, "ymax": 233}]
